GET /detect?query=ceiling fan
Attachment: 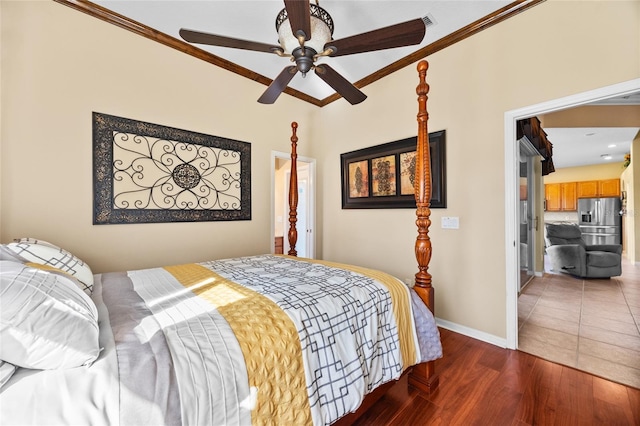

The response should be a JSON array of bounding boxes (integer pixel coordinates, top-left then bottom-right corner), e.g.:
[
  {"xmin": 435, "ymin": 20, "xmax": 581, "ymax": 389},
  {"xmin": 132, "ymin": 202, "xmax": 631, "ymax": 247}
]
[{"xmin": 179, "ymin": 0, "xmax": 427, "ymax": 105}]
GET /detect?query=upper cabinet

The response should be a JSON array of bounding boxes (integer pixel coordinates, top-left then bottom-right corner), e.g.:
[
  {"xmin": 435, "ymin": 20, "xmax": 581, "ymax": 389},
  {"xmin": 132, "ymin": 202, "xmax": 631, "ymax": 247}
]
[
  {"xmin": 576, "ymin": 180, "xmax": 599, "ymax": 198},
  {"xmin": 545, "ymin": 183, "xmax": 561, "ymax": 211},
  {"xmin": 545, "ymin": 179, "xmax": 619, "ymax": 211},
  {"xmin": 576, "ymin": 179, "xmax": 620, "ymax": 198},
  {"xmin": 598, "ymin": 179, "xmax": 621, "ymax": 197},
  {"xmin": 562, "ymin": 182, "xmax": 578, "ymax": 210},
  {"xmin": 545, "ymin": 182, "xmax": 577, "ymax": 211}
]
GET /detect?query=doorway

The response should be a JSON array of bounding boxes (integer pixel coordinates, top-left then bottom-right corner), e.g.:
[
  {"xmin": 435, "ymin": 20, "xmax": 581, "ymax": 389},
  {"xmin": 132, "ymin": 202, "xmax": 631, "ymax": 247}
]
[
  {"xmin": 271, "ymin": 151, "xmax": 316, "ymax": 258},
  {"xmin": 504, "ymin": 78, "xmax": 640, "ymax": 350}
]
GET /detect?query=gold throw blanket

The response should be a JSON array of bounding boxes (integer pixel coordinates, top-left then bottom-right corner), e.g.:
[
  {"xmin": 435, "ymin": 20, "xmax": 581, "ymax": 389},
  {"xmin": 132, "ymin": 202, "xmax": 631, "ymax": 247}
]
[{"xmin": 165, "ymin": 263, "xmax": 313, "ymax": 425}]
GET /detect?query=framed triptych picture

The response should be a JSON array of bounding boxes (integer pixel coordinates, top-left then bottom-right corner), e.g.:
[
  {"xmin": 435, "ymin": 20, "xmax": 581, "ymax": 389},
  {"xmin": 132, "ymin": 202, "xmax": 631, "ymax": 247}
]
[{"xmin": 340, "ymin": 130, "xmax": 446, "ymax": 209}]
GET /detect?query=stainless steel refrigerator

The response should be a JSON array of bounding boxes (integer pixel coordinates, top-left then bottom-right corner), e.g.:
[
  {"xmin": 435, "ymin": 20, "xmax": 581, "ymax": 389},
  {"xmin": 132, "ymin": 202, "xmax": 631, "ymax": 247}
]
[{"xmin": 578, "ymin": 197, "xmax": 622, "ymax": 245}]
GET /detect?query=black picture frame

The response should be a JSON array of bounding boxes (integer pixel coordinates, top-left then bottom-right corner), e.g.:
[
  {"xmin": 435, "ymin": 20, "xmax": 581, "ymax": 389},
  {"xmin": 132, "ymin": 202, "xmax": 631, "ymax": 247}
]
[
  {"xmin": 340, "ymin": 130, "xmax": 446, "ymax": 209},
  {"xmin": 93, "ymin": 112, "xmax": 251, "ymax": 224}
]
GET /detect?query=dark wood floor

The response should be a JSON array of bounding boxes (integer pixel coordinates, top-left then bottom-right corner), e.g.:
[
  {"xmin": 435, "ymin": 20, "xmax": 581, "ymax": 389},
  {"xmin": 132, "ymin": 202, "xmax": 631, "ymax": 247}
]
[{"xmin": 353, "ymin": 328, "xmax": 640, "ymax": 425}]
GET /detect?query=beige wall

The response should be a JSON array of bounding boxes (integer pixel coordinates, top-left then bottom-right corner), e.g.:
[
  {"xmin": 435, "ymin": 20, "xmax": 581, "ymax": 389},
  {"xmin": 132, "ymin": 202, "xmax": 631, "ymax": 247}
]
[
  {"xmin": 2, "ymin": 1, "xmax": 639, "ymax": 340},
  {"xmin": 0, "ymin": 1, "xmax": 317, "ymax": 272},
  {"xmin": 541, "ymin": 105, "xmax": 640, "ymax": 128},
  {"xmin": 621, "ymin": 134, "xmax": 640, "ymax": 263},
  {"xmin": 312, "ymin": 0, "xmax": 639, "ymax": 338},
  {"xmin": 543, "ymin": 162, "xmax": 626, "ymax": 183},
  {"xmin": 633, "ymin": 135, "xmax": 640, "ymax": 264}
]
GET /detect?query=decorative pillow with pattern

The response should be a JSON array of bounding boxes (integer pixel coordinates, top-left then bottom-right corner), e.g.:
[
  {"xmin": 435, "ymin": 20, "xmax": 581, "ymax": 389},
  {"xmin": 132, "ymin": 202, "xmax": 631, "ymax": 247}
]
[
  {"xmin": 0, "ymin": 261, "xmax": 100, "ymax": 370},
  {"xmin": 4, "ymin": 238, "xmax": 93, "ymax": 295}
]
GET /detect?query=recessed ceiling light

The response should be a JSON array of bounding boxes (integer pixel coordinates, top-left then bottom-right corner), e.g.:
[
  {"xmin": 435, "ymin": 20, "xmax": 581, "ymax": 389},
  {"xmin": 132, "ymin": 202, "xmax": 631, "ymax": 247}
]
[
  {"xmin": 608, "ymin": 144, "xmax": 617, "ymax": 148},
  {"xmin": 601, "ymin": 154, "xmax": 612, "ymax": 160}
]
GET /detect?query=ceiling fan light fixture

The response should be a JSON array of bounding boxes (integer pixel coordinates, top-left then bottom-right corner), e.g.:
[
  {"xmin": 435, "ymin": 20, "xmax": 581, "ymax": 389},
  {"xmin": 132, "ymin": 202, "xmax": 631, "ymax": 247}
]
[{"xmin": 276, "ymin": 3, "xmax": 334, "ymax": 55}]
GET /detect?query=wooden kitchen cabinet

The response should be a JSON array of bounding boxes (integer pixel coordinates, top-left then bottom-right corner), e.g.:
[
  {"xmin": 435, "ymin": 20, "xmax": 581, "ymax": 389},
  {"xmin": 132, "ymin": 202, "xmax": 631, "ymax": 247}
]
[
  {"xmin": 562, "ymin": 182, "xmax": 577, "ymax": 210},
  {"xmin": 545, "ymin": 183, "xmax": 562, "ymax": 211},
  {"xmin": 577, "ymin": 180, "xmax": 599, "ymax": 198},
  {"xmin": 577, "ymin": 179, "xmax": 620, "ymax": 198},
  {"xmin": 598, "ymin": 179, "xmax": 620, "ymax": 197},
  {"xmin": 546, "ymin": 179, "xmax": 620, "ymax": 211},
  {"xmin": 545, "ymin": 182, "xmax": 577, "ymax": 211}
]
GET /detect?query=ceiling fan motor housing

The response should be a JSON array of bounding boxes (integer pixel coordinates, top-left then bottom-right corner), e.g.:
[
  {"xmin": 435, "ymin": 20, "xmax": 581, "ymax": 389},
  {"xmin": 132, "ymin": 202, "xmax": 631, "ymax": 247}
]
[{"xmin": 291, "ymin": 46, "xmax": 316, "ymax": 76}]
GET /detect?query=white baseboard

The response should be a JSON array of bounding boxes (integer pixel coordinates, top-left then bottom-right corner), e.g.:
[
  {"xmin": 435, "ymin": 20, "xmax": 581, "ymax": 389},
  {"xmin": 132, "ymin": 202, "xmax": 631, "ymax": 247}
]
[{"xmin": 435, "ymin": 318, "xmax": 508, "ymax": 349}]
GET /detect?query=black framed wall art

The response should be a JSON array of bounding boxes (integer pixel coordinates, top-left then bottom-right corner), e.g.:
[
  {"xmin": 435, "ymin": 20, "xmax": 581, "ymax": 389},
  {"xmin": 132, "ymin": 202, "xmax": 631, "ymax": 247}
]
[
  {"xmin": 340, "ymin": 130, "xmax": 446, "ymax": 209},
  {"xmin": 93, "ymin": 112, "xmax": 251, "ymax": 224}
]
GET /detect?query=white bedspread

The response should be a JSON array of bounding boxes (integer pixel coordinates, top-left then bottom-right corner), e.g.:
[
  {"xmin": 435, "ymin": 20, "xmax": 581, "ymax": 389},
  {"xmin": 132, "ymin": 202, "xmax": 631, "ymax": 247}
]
[{"xmin": 0, "ymin": 255, "xmax": 442, "ymax": 426}]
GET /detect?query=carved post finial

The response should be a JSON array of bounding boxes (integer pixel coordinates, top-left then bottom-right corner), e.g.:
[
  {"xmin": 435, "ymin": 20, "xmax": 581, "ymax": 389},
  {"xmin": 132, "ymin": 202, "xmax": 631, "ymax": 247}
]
[{"xmin": 288, "ymin": 122, "xmax": 299, "ymax": 256}]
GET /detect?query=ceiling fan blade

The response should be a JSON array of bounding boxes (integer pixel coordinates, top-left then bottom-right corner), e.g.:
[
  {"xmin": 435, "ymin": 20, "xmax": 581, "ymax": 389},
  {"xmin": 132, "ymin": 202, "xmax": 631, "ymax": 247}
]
[
  {"xmin": 258, "ymin": 66, "xmax": 298, "ymax": 104},
  {"xmin": 283, "ymin": 0, "xmax": 311, "ymax": 41},
  {"xmin": 325, "ymin": 18, "xmax": 426, "ymax": 57},
  {"xmin": 314, "ymin": 64, "xmax": 366, "ymax": 105},
  {"xmin": 180, "ymin": 28, "xmax": 281, "ymax": 54}
]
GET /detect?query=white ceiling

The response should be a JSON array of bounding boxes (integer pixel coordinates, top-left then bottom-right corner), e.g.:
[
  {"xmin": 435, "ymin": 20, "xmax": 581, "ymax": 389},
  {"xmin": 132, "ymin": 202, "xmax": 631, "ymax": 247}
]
[
  {"xmin": 544, "ymin": 126, "xmax": 638, "ymax": 169},
  {"xmin": 91, "ymin": 0, "xmax": 524, "ymax": 100},
  {"xmin": 544, "ymin": 92, "xmax": 640, "ymax": 169},
  {"xmin": 81, "ymin": 1, "xmax": 638, "ymax": 169}
]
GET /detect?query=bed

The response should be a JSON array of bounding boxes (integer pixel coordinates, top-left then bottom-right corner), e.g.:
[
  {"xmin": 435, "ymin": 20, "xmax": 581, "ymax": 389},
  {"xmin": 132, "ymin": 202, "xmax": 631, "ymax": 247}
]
[{"xmin": 0, "ymin": 61, "xmax": 440, "ymax": 425}]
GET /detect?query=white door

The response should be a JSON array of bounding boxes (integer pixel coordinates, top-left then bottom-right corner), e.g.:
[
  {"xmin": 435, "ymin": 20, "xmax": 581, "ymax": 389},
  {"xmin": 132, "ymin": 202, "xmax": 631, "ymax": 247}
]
[
  {"xmin": 271, "ymin": 152, "xmax": 316, "ymax": 259},
  {"xmin": 284, "ymin": 170, "xmax": 309, "ymax": 257}
]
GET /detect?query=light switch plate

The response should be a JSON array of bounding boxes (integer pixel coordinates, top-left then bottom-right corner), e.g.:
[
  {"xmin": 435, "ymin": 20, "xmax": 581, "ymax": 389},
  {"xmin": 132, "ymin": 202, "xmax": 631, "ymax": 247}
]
[{"xmin": 441, "ymin": 216, "xmax": 459, "ymax": 229}]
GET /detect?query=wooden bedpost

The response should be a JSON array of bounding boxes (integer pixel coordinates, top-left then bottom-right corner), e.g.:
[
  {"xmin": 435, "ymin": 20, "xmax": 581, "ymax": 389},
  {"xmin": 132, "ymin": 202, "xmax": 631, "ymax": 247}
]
[
  {"xmin": 409, "ymin": 60, "xmax": 439, "ymax": 394},
  {"xmin": 413, "ymin": 60, "xmax": 434, "ymax": 313},
  {"xmin": 288, "ymin": 122, "xmax": 299, "ymax": 257}
]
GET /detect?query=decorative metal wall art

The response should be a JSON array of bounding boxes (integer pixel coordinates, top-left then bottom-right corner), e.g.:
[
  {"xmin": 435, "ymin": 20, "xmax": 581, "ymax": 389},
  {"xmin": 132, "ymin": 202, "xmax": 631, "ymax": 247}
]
[
  {"xmin": 93, "ymin": 112, "xmax": 251, "ymax": 224},
  {"xmin": 340, "ymin": 130, "xmax": 446, "ymax": 209}
]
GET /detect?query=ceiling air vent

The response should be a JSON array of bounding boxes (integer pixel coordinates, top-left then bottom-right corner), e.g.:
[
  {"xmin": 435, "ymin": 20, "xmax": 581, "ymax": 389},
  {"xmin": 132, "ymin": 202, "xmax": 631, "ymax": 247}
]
[{"xmin": 422, "ymin": 13, "xmax": 436, "ymax": 27}]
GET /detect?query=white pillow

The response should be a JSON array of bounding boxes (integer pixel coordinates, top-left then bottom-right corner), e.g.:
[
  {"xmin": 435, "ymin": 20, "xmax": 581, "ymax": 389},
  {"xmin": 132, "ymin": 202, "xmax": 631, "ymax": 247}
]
[
  {"xmin": 0, "ymin": 261, "xmax": 100, "ymax": 370},
  {"xmin": 0, "ymin": 360, "xmax": 17, "ymax": 388},
  {"xmin": 5, "ymin": 238, "xmax": 94, "ymax": 295},
  {"xmin": 0, "ymin": 245, "xmax": 25, "ymax": 263}
]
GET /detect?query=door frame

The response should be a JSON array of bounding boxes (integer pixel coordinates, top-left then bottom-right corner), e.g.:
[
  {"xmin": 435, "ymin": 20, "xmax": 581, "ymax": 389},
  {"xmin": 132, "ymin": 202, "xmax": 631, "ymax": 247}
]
[
  {"xmin": 504, "ymin": 78, "xmax": 640, "ymax": 350},
  {"xmin": 271, "ymin": 150, "xmax": 316, "ymax": 258}
]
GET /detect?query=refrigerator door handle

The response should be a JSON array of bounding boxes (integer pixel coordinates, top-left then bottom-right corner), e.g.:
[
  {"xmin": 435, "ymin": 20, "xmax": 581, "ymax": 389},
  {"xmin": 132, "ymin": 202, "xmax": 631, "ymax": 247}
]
[{"xmin": 595, "ymin": 200, "xmax": 600, "ymax": 224}]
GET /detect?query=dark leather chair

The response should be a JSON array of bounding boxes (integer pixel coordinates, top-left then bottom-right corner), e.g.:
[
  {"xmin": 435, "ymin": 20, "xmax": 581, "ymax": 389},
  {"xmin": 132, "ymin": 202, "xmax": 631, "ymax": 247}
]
[{"xmin": 545, "ymin": 223, "xmax": 622, "ymax": 278}]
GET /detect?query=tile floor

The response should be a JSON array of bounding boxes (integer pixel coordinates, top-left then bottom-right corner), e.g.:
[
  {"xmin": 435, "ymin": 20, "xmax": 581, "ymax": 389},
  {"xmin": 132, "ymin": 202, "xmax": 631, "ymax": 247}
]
[{"xmin": 517, "ymin": 257, "xmax": 640, "ymax": 389}]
